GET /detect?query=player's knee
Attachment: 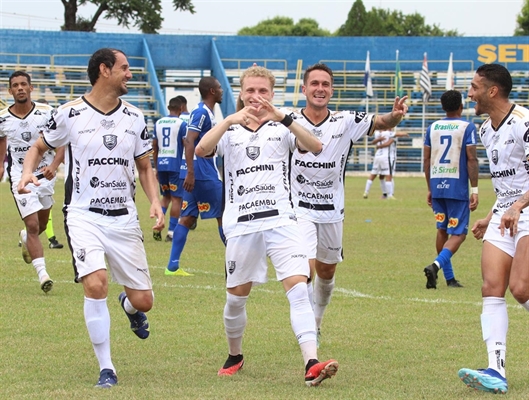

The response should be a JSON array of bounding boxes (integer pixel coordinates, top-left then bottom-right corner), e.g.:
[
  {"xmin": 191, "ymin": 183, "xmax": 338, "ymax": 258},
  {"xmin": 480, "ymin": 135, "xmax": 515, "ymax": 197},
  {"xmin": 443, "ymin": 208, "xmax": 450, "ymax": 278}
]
[
  {"xmin": 130, "ymin": 290, "xmax": 154, "ymax": 312},
  {"xmin": 509, "ymin": 283, "xmax": 529, "ymax": 304}
]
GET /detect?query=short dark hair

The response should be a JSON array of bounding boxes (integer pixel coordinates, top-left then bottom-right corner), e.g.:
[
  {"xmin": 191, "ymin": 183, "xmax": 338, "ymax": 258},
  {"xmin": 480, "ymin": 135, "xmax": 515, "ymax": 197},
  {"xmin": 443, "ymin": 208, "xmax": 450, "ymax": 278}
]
[
  {"xmin": 87, "ymin": 48, "xmax": 126, "ymax": 85},
  {"xmin": 9, "ymin": 70, "xmax": 31, "ymax": 87},
  {"xmin": 176, "ymin": 95, "xmax": 187, "ymax": 105},
  {"xmin": 303, "ymin": 63, "xmax": 334, "ymax": 85},
  {"xmin": 198, "ymin": 77, "xmax": 220, "ymax": 98},
  {"xmin": 168, "ymin": 96, "xmax": 182, "ymax": 110},
  {"xmin": 475, "ymin": 64, "xmax": 512, "ymax": 98},
  {"xmin": 440, "ymin": 90, "xmax": 462, "ymax": 112}
]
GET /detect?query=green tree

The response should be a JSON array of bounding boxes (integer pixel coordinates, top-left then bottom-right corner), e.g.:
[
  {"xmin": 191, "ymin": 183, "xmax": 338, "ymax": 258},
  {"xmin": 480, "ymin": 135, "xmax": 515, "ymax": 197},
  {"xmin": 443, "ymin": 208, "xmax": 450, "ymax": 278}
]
[
  {"xmin": 61, "ymin": 0, "xmax": 195, "ymax": 33},
  {"xmin": 515, "ymin": 0, "xmax": 529, "ymax": 35},
  {"xmin": 336, "ymin": 0, "xmax": 459, "ymax": 36},
  {"xmin": 238, "ymin": 16, "xmax": 330, "ymax": 36}
]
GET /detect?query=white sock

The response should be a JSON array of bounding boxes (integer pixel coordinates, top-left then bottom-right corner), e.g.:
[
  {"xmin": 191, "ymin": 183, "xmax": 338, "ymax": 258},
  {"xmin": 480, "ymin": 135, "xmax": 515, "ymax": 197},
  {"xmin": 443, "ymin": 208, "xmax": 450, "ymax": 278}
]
[
  {"xmin": 224, "ymin": 292, "xmax": 248, "ymax": 356},
  {"xmin": 521, "ymin": 300, "xmax": 529, "ymax": 312},
  {"xmin": 387, "ymin": 180, "xmax": 394, "ymax": 196},
  {"xmin": 313, "ymin": 276, "xmax": 335, "ymax": 329},
  {"xmin": 482, "ymin": 297, "xmax": 507, "ymax": 378},
  {"xmin": 364, "ymin": 179, "xmax": 373, "ymax": 194},
  {"xmin": 379, "ymin": 180, "xmax": 387, "ymax": 195},
  {"xmin": 286, "ymin": 282, "xmax": 317, "ymax": 364},
  {"xmin": 123, "ymin": 296, "xmax": 138, "ymax": 314},
  {"xmin": 32, "ymin": 257, "xmax": 48, "ymax": 280},
  {"xmin": 84, "ymin": 297, "xmax": 114, "ymax": 372}
]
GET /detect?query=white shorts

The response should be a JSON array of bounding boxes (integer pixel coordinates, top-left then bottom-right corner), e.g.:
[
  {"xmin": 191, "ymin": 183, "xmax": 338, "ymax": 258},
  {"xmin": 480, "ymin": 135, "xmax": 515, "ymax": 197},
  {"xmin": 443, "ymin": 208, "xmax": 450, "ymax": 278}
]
[
  {"xmin": 297, "ymin": 218, "xmax": 343, "ymax": 264},
  {"xmin": 370, "ymin": 156, "xmax": 395, "ymax": 176},
  {"xmin": 483, "ymin": 220, "xmax": 529, "ymax": 258},
  {"xmin": 66, "ymin": 216, "xmax": 152, "ymax": 290},
  {"xmin": 225, "ymin": 224, "xmax": 309, "ymax": 288},
  {"xmin": 11, "ymin": 177, "xmax": 56, "ymax": 219}
]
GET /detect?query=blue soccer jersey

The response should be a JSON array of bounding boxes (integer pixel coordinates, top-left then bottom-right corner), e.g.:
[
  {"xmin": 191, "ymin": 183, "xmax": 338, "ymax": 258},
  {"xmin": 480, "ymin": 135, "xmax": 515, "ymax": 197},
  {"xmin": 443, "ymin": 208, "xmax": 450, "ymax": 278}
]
[
  {"xmin": 180, "ymin": 102, "xmax": 220, "ymax": 181},
  {"xmin": 424, "ymin": 117, "xmax": 477, "ymax": 200},
  {"xmin": 153, "ymin": 116, "xmax": 186, "ymax": 172}
]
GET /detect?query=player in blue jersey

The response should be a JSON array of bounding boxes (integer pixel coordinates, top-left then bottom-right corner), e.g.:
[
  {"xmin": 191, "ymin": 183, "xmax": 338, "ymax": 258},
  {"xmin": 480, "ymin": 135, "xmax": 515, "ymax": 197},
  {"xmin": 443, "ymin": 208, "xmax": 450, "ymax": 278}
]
[
  {"xmin": 423, "ymin": 90, "xmax": 479, "ymax": 289},
  {"xmin": 176, "ymin": 95, "xmax": 191, "ymax": 124},
  {"xmin": 165, "ymin": 77, "xmax": 225, "ymax": 276},
  {"xmin": 152, "ymin": 96, "xmax": 186, "ymax": 242}
]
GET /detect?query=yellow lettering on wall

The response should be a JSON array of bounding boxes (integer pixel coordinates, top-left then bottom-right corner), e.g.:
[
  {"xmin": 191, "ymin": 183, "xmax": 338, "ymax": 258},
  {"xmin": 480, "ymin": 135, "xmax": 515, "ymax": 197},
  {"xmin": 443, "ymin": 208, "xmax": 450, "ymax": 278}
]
[
  {"xmin": 498, "ymin": 44, "xmax": 517, "ymax": 62},
  {"xmin": 477, "ymin": 44, "xmax": 497, "ymax": 63},
  {"xmin": 519, "ymin": 44, "xmax": 529, "ymax": 62}
]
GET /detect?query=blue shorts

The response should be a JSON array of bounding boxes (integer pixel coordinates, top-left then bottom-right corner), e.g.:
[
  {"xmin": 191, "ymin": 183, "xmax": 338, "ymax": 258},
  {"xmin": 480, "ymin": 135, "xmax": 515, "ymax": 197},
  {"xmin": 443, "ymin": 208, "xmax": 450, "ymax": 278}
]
[
  {"xmin": 181, "ymin": 179, "xmax": 223, "ymax": 219},
  {"xmin": 431, "ymin": 198, "xmax": 469, "ymax": 236},
  {"xmin": 157, "ymin": 171, "xmax": 184, "ymax": 198}
]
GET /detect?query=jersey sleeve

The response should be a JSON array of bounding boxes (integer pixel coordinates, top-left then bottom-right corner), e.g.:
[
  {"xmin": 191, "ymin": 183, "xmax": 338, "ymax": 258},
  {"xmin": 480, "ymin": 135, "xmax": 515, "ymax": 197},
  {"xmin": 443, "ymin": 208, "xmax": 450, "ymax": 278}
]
[
  {"xmin": 43, "ymin": 108, "xmax": 69, "ymax": 149},
  {"xmin": 188, "ymin": 108, "xmax": 210, "ymax": 134},
  {"xmin": 424, "ymin": 126, "xmax": 432, "ymax": 147},
  {"xmin": 464, "ymin": 123, "xmax": 477, "ymax": 146},
  {"xmin": 134, "ymin": 124, "xmax": 153, "ymax": 160},
  {"xmin": 344, "ymin": 111, "xmax": 375, "ymax": 142}
]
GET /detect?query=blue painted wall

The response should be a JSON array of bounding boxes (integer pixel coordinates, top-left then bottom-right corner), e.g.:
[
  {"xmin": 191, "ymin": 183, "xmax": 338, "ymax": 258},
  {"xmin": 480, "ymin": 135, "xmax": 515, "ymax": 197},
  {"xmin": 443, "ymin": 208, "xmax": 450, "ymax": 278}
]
[{"xmin": 0, "ymin": 30, "xmax": 527, "ymax": 71}]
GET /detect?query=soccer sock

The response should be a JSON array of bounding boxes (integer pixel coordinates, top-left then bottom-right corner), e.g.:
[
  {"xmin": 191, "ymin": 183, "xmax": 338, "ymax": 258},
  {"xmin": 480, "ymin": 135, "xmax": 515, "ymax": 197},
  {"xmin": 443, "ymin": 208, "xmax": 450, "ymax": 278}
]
[
  {"xmin": 387, "ymin": 180, "xmax": 394, "ymax": 196},
  {"xmin": 435, "ymin": 248, "xmax": 454, "ymax": 280},
  {"xmin": 32, "ymin": 257, "xmax": 48, "ymax": 280},
  {"xmin": 380, "ymin": 180, "xmax": 387, "ymax": 196},
  {"xmin": 364, "ymin": 179, "xmax": 373, "ymax": 194},
  {"xmin": 167, "ymin": 224, "xmax": 190, "ymax": 271},
  {"xmin": 313, "ymin": 276, "xmax": 335, "ymax": 329},
  {"xmin": 45, "ymin": 209, "xmax": 54, "ymax": 240},
  {"xmin": 169, "ymin": 216, "xmax": 178, "ymax": 233},
  {"xmin": 84, "ymin": 297, "xmax": 114, "ymax": 372},
  {"xmin": 521, "ymin": 299, "xmax": 529, "ymax": 312},
  {"xmin": 306, "ymin": 280, "xmax": 314, "ymax": 310},
  {"xmin": 482, "ymin": 297, "xmax": 507, "ymax": 378},
  {"xmin": 123, "ymin": 296, "xmax": 138, "ymax": 314},
  {"xmin": 218, "ymin": 226, "xmax": 226, "ymax": 246},
  {"xmin": 286, "ymin": 282, "xmax": 317, "ymax": 364},
  {"xmin": 224, "ymin": 292, "xmax": 248, "ymax": 356}
]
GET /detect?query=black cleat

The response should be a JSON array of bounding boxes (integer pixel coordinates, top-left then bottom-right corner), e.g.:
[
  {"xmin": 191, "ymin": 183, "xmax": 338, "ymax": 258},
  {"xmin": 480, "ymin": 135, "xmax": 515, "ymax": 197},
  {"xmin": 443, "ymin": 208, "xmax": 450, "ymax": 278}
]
[
  {"xmin": 48, "ymin": 236, "xmax": 64, "ymax": 249},
  {"xmin": 424, "ymin": 263, "xmax": 439, "ymax": 289},
  {"xmin": 447, "ymin": 279, "xmax": 464, "ymax": 288}
]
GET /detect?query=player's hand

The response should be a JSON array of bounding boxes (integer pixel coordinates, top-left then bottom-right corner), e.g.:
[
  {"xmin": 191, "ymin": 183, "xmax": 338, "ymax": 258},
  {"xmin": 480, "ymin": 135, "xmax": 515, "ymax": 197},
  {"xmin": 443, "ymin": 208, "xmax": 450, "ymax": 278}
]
[
  {"xmin": 426, "ymin": 191, "xmax": 432, "ymax": 208},
  {"xmin": 17, "ymin": 173, "xmax": 40, "ymax": 194},
  {"xmin": 469, "ymin": 193, "xmax": 479, "ymax": 212},
  {"xmin": 151, "ymin": 204, "xmax": 165, "ymax": 231},
  {"xmin": 232, "ymin": 106, "xmax": 261, "ymax": 127},
  {"xmin": 471, "ymin": 218, "xmax": 489, "ymax": 240},
  {"xmin": 183, "ymin": 173, "xmax": 195, "ymax": 193},
  {"xmin": 499, "ymin": 207, "xmax": 520, "ymax": 237},
  {"xmin": 39, "ymin": 165, "xmax": 56, "ymax": 180},
  {"xmin": 391, "ymin": 96, "xmax": 408, "ymax": 118}
]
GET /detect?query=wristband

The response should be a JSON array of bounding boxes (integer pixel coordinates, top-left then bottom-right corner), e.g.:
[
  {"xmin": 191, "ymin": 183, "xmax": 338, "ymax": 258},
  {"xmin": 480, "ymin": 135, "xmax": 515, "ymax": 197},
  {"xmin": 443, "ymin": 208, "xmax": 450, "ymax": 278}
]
[
  {"xmin": 470, "ymin": 187, "xmax": 478, "ymax": 195},
  {"xmin": 280, "ymin": 114, "xmax": 293, "ymax": 128}
]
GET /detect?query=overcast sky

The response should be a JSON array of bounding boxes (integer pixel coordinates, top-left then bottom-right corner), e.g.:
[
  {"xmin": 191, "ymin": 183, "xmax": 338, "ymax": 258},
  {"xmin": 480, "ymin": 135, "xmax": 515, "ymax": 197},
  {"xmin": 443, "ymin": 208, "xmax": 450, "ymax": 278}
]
[{"xmin": 0, "ymin": 0, "xmax": 524, "ymax": 36}]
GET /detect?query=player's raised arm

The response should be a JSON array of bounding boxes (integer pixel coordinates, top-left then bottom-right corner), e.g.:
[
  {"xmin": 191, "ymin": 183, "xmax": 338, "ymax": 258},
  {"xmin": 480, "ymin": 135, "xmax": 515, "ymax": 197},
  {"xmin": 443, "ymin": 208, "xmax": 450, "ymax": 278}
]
[{"xmin": 18, "ymin": 136, "xmax": 50, "ymax": 193}]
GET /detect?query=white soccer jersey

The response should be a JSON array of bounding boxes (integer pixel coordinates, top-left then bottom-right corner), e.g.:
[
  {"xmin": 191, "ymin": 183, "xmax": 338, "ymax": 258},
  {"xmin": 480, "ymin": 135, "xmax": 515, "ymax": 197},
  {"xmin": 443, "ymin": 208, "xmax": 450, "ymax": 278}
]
[
  {"xmin": 0, "ymin": 102, "xmax": 55, "ymax": 182},
  {"xmin": 216, "ymin": 121, "xmax": 298, "ymax": 239},
  {"xmin": 43, "ymin": 97, "xmax": 152, "ymax": 228},
  {"xmin": 373, "ymin": 130, "xmax": 394, "ymax": 159},
  {"xmin": 288, "ymin": 108, "xmax": 375, "ymax": 222},
  {"xmin": 479, "ymin": 104, "xmax": 529, "ymax": 222}
]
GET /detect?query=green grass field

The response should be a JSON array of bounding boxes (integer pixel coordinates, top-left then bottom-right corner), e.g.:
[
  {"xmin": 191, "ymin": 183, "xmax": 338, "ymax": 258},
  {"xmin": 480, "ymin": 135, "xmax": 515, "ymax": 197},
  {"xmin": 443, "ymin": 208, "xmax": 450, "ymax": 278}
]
[{"xmin": 1, "ymin": 176, "xmax": 527, "ymax": 399}]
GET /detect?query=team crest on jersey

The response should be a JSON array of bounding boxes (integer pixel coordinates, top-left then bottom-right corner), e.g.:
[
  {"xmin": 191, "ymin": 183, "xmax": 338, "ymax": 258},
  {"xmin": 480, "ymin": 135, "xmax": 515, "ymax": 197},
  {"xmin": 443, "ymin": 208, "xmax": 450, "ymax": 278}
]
[
  {"xmin": 69, "ymin": 108, "xmax": 81, "ymax": 118},
  {"xmin": 103, "ymin": 134, "xmax": 118, "ymax": 150},
  {"xmin": 20, "ymin": 131, "xmax": 32, "ymax": 142},
  {"xmin": 101, "ymin": 119, "xmax": 116, "ymax": 130},
  {"xmin": 492, "ymin": 149, "xmax": 499, "ymax": 165},
  {"xmin": 227, "ymin": 261, "xmax": 236, "ymax": 274},
  {"xmin": 19, "ymin": 198, "xmax": 27, "ymax": 207},
  {"xmin": 76, "ymin": 249, "xmax": 86, "ymax": 262},
  {"xmin": 246, "ymin": 146, "xmax": 260, "ymax": 160}
]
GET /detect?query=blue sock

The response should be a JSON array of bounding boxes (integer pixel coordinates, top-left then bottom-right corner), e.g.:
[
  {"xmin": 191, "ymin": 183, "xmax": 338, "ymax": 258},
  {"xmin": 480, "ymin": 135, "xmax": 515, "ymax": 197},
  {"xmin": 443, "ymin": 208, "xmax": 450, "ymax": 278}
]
[
  {"xmin": 435, "ymin": 248, "xmax": 454, "ymax": 280},
  {"xmin": 167, "ymin": 224, "xmax": 190, "ymax": 272},
  {"xmin": 169, "ymin": 216, "xmax": 178, "ymax": 232},
  {"xmin": 218, "ymin": 226, "xmax": 226, "ymax": 246}
]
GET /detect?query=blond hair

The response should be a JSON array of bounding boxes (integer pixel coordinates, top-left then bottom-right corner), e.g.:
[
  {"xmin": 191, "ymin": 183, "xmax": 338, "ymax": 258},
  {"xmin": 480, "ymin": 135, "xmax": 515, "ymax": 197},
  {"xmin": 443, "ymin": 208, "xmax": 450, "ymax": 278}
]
[{"xmin": 240, "ymin": 65, "xmax": 276, "ymax": 89}]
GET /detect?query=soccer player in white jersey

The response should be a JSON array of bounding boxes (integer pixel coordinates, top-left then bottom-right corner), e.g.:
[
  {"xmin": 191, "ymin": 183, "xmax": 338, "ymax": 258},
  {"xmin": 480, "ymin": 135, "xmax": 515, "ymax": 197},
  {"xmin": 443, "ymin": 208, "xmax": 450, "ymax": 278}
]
[
  {"xmin": 457, "ymin": 64, "xmax": 529, "ymax": 395},
  {"xmin": 0, "ymin": 71, "xmax": 64, "ymax": 293},
  {"xmin": 288, "ymin": 63, "xmax": 407, "ymax": 344},
  {"xmin": 363, "ymin": 129, "xmax": 396, "ymax": 199},
  {"xmin": 152, "ymin": 96, "xmax": 186, "ymax": 242},
  {"xmin": 18, "ymin": 48, "xmax": 164, "ymax": 389},
  {"xmin": 196, "ymin": 65, "xmax": 339, "ymax": 387},
  {"xmin": 423, "ymin": 90, "xmax": 479, "ymax": 289}
]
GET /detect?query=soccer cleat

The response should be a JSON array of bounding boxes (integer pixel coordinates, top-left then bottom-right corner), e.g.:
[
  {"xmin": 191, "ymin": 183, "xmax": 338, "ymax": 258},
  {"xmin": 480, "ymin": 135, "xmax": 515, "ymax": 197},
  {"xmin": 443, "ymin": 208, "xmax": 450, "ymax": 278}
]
[
  {"xmin": 94, "ymin": 368, "xmax": 118, "ymax": 388},
  {"xmin": 218, "ymin": 354, "xmax": 244, "ymax": 376},
  {"xmin": 40, "ymin": 275, "xmax": 54, "ymax": 293},
  {"xmin": 387, "ymin": 195, "xmax": 397, "ymax": 200},
  {"xmin": 164, "ymin": 234, "xmax": 173, "ymax": 242},
  {"xmin": 165, "ymin": 268, "xmax": 193, "ymax": 276},
  {"xmin": 305, "ymin": 359, "xmax": 339, "ymax": 387},
  {"xmin": 447, "ymin": 279, "xmax": 464, "ymax": 288},
  {"xmin": 153, "ymin": 230, "xmax": 162, "ymax": 241},
  {"xmin": 48, "ymin": 236, "xmax": 64, "ymax": 249},
  {"xmin": 363, "ymin": 192, "xmax": 368, "ymax": 199},
  {"xmin": 458, "ymin": 368, "xmax": 508, "ymax": 394},
  {"xmin": 118, "ymin": 292, "xmax": 150, "ymax": 339},
  {"xmin": 190, "ymin": 220, "xmax": 198, "ymax": 230},
  {"xmin": 424, "ymin": 263, "xmax": 439, "ymax": 289},
  {"xmin": 19, "ymin": 230, "xmax": 32, "ymax": 264}
]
